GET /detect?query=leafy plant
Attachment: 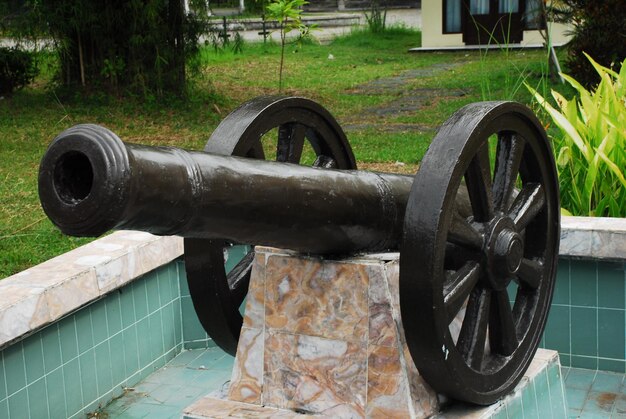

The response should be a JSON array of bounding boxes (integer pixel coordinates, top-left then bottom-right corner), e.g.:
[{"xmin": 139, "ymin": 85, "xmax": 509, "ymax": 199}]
[
  {"xmin": 0, "ymin": 47, "xmax": 39, "ymax": 95},
  {"xmin": 265, "ymin": 0, "xmax": 308, "ymax": 92},
  {"xmin": 527, "ymin": 54, "xmax": 626, "ymax": 217},
  {"xmin": 364, "ymin": 0, "xmax": 387, "ymax": 34}
]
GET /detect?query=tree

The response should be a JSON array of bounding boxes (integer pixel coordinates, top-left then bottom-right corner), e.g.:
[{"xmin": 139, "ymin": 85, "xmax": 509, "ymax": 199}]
[
  {"xmin": 551, "ymin": 0, "xmax": 626, "ymax": 88},
  {"xmin": 2, "ymin": 0, "xmax": 209, "ymax": 96}
]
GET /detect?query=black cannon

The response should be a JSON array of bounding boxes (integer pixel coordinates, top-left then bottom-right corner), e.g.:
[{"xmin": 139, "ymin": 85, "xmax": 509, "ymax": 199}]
[{"xmin": 38, "ymin": 96, "xmax": 559, "ymax": 405}]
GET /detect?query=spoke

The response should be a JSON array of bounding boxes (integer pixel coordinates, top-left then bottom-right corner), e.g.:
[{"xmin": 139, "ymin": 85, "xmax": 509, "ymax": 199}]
[
  {"xmin": 509, "ymin": 183, "xmax": 545, "ymax": 230},
  {"xmin": 457, "ymin": 287, "xmax": 491, "ymax": 370},
  {"xmin": 313, "ymin": 155, "xmax": 337, "ymax": 168},
  {"xmin": 445, "ymin": 261, "xmax": 481, "ymax": 323},
  {"xmin": 227, "ymin": 251, "xmax": 255, "ymax": 307},
  {"xmin": 449, "ymin": 212, "xmax": 484, "ymax": 250},
  {"xmin": 489, "ymin": 289, "xmax": 519, "ymax": 356},
  {"xmin": 517, "ymin": 257, "xmax": 543, "ymax": 290},
  {"xmin": 276, "ymin": 123, "xmax": 306, "ymax": 163},
  {"xmin": 493, "ymin": 133, "xmax": 525, "ymax": 212},
  {"xmin": 464, "ymin": 142, "xmax": 494, "ymax": 222}
]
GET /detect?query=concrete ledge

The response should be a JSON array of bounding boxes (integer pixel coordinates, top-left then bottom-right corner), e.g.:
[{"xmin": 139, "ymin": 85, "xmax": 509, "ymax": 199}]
[
  {"xmin": 0, "ymin": 231, "xmax": 183, "ymax": 350},
  {"xmin": 560, "ymin": 216, "xmax": 626, "ymax": 261}
]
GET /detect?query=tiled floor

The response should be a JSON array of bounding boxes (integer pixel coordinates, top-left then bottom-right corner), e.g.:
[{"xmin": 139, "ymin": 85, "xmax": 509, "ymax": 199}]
[
  {"xmin": 103, "ymin": 350, "xmax": 626, "ymax": 418},
  {"xmin": 102, "ymin": 347, "xmax": 233, "ymax": 418},
  {"xmin": 564, "ymin": 367, "xmax": 626, "ymax": 418}
]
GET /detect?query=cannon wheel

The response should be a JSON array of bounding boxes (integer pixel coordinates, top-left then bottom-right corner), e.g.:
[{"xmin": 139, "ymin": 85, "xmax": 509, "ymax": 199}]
[
  {"xmin": 184, "ymin": 96, "xmax": 357, "ymax": 355},
  {"xmin": 400, "ymin": 101, "xmax": 560, "ymax": 404}
]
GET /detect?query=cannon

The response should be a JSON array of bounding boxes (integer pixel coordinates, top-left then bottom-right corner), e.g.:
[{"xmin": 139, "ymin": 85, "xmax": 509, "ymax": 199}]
[{"xmin": 38, "ymin": 96, "xmax": 559, "ymax": 405}]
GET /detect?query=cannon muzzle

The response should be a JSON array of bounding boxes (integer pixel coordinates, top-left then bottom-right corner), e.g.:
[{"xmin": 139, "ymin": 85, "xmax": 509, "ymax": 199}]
[{"xmin": 39, "ymin": 124, "xmax": 413, "ymax": 254}]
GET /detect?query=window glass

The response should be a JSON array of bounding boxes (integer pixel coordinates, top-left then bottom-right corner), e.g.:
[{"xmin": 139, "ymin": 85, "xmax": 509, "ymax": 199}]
[
  {"xmin": 445, "ymin": 0, "xmax": 462, "ymax": 32},
  {"xmin": 470, "ymin": 0, "xmax": 489, "ymax": 14},
  {"xmin": 499, "ymin": 0, "xmax": 519, "ymax": 13},
  {"xmin": 524, "ymin": 0, "xmax": 542, "ymax": 29}
]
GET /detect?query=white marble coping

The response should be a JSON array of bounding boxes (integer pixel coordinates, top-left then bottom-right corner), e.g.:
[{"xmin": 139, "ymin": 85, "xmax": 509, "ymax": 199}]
[
  {"xmin": 0, "ymin": 231, "xmax": 183, "ymax": 350},
  {"xmin": 560, "ymin": 215, "xmax": 626, "ymax": 261},
  {"xmin": 0, "ymin": 215, "xmax": 624, "ymax": 350}
]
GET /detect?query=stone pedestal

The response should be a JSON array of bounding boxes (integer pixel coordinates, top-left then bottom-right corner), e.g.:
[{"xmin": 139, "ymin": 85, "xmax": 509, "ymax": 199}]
[{"xmin": 183, "ymin": 248, "xmax": 567, "ymax": 418}]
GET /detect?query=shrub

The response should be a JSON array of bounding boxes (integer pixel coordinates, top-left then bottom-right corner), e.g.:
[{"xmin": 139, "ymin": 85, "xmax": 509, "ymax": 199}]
[
  {"xmin": 0, "ymin": 47, "xmax": 38, "ymax": 95},
  {"xmin": 552, "ymin": 0, "xmax": 626, "ymax": 88},
  {"xmin": 527, "ymin": 54, "xmax": 626, "ymax": 217}
]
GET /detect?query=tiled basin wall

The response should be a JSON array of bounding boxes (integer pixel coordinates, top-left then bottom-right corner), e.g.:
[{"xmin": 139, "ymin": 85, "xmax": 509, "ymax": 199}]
[
  {"xmin": 0, "ymin": 216, "xmax": 624, "ymax": 417},
  {"xmin": 541, "ymin": 258, "xmax": 625, "ymax": 373}
]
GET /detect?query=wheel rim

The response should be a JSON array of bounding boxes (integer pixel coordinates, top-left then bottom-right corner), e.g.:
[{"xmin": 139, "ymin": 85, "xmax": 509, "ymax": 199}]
[
  {"xmin": 400, "ymin": 101, "xmax": 560, "ymax": 404},
  {"xmin": 184, "ymin": 96, "xmax": 356, "ymax": 355}
]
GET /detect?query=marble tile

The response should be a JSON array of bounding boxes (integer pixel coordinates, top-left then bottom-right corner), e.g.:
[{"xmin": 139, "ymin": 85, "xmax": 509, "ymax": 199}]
[
  {"xmin": 264, "ymin": 255, "xmax": 368, "ymax": 343},
  {"xmin": 263, "ymin": 330, "xmax": 367, "ymax": 416},
  {"xmin": 366, "ymin": 344, "xmax": 412, "ymax": 418},
  {"xmin": 368, "ymin": 264, "xmax": 396, "ymax": 348},
  {"xmin": 242, "ymin": 253, "xmax": 266, "ymax": 329},
  {"xmin": 229, "ymin": 327, "xmax": 264, "ymax": 404}
]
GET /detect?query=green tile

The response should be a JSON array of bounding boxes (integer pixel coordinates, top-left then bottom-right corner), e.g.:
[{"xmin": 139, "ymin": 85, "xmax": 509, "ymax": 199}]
[
  {"xmin": 490, "ymin": 405, "xmax": 507, "ymax": 419},
  {"xmin": 174, "ymin": 299, "xmax": 183, "ymax": 345},
  {"xmin": 570, "ymin": 260, "xmax": 597, "ymax": 307},
  {"xmin": 571, "ymin": 355, "xmax": 598, "ymax": 370},
  {"xmin": 106, "ymin": 292, "xmax": 123, "ymax": 336},
  {"xmin": 182, "ymin": 296, "xmax": 207, "ymax": 342},
  {"xmin": 0, "ymin": 352, "xmax": 6, "ymax": 400},
  {"xmin": 119, "ymin": 286, "xmax": 136, "ymax": 329},
  {"xmin": 522, "ymin": 381, "xmax": 539, "ymax": 418},
  {"xmin": 91, "ymin": 299, "xmax": 109, "ymax": 346},
  {"xmin": 584, "ymin": 391, "xmax": 616, "ymax": 416},
  {"xmin": 23, "ymin": 334, "xmax": 44, "ymax": 384},
  {"xmin": 533, "ymin": 369, "xmax": 552, "ymax": 412},
  {"xmin": 79, "ymin": 349, "xmax": 98, "ymax": 406},
  {"xmin": 565, "ymin": 387, "xmax": 588, "ymax": 410},
  {"xmin": 598, "ymin": 309, "xmax": 625, "ymax": 359},
  {"xmin": 133, "ymin": 279, "xmax": 149, "ymax": 320},
  {"xmin": 149, "ymin": 312, "xmax": 165, "ymax": 361},
  {"xmin": 184, "ymin": 340, "xmax": 210, "ymax": 350},
  {"xmin": 547, "ymin": 363, "xmax": 567, "ymax": 418},
  {"xmin": 158, "ymin": 265, "xmax": 174, "ymax": 305},
  {"xmin": 565, "ymin": 367, "xmax": 595, "ymax": 390},
  {"xmin": 63, "ymin": 358, "xmax": 83, "ymax": 418},
  {"xmin": 7, "ymin": 387, "xmax": 29, "ymax": 418},
  {"xmin": 0, "ymin": 400, "xmax": 7, "ymax": 419},
  {"xmin": 162, "ymin": 303, "xmax": 177, "ymax": 351},
  {"xmin": 27, "ymin": 378, "xmax": 48, "ymax": 419},
  {"xmin": 4, "ymin": 341, "xmax": 26, "ymax": 395},
  {"xmin": 597, "ymin": 262, "xmax": 625, "ymax": 309},
  {"xmin": 571, "ymin": 307, "xmax": 597, "ymax": 356},
  {"xmin": 559, "ymin": 354, "xmax": 571, "ymax": 367},
  {"xmin": 95, "ymin": 342, "xmax": 113, "ymax": 397},
  {"xmin": 109, "ymin": 333, "xmax": 126, "ymax": 386},
  {"xmin": 598, "ymin": 359, "xmax": 625, "ymax": 373},
  {"xmin": 75, "ymin": 307, "xmax": 94, "ymax": 353},
  {"xmin": 123, "ymin": 327, "xmax": 139, "ymax": 378},
  {"xmin": 46, "ymin": 368, "xmax": 67, "ymax": 419},
  {"xmin": 170, "ymin": 262, "xmax": 182, "ymax": 300},
  {"xmin": 136, "ymin": 318, "xmax": 152, "ymax": 369},
  {"xmin": 146, "ymin": 273, "xmax": 161, "ymax": 314},
  {"xmin": 41, "ymin": 324, "xmax": 62, "ymax": 373},
  {"xmin": 591, "ymin": 371, "xmax": 623, "ymax": 392},
  {"xmin": 543, "ymin": 305, "xmax": 570, "ymax": 354},
  {"xmin": 178, "ymin": 261, "xmax": 190, "ymax": 297},
  {"xmin": 554, "ymin": 259, "xmax": 570, "ymax": 305},
  {"xmin": 59, "ymin": 315, "xmax": 78, "ymax": 362}
]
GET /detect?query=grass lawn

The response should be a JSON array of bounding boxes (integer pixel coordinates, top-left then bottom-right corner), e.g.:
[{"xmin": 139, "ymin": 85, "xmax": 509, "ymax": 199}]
[{"xmin": 0, "ymin": 27, "xmax": 563, "ymax": 277}]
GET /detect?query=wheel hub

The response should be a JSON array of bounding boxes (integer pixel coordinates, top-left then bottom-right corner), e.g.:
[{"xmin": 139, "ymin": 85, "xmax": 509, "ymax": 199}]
[{"xmin": 485, "ymin": 217, "xmax": 523, "ymax": 290}]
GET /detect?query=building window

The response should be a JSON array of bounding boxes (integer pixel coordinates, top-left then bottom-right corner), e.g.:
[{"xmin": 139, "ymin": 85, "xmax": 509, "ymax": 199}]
[
  {"xmin": 524, "ymin": 0, "xmax": 545, "ymax": 29},
  {"xmin": 444, "ymin": 0, "xmax": 462, "ymax": 33}
]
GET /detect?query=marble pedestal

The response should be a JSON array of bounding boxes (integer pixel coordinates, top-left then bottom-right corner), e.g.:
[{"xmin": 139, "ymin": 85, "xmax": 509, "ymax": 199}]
[{"xmin": 183, "ymin": 248, "xmax": 567, "ymax": 419}]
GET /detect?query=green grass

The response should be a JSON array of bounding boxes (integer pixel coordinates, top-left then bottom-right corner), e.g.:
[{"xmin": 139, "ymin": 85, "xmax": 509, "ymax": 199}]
[{"xmin": 0, "ymin": 27, "xmax": 562, "ymax": 277}]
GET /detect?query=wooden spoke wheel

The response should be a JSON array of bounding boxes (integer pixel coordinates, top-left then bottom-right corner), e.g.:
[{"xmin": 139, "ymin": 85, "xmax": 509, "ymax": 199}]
[
  {"xmin": 184, "ymin": 96, "xmax": 356, "ymax": 355},
  {"xmin": 400, "ymin": 101, "xmax": 560, "ymax": 404}
]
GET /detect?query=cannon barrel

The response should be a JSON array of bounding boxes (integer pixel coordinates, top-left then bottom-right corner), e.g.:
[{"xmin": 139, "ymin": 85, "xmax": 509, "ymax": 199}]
[{"xmin": 39, "ymin": 124, "xmax": 414, "ymax": 254}]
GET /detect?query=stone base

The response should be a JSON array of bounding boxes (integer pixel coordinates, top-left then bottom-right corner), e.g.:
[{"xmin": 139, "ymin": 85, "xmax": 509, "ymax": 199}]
[
  {"xmin": 184, "ymin": 348, "xmax": 567, "ymax": 418},
  {"xmin": 183, "ymin": 248, "xmax": 567, "ymax": 418}
]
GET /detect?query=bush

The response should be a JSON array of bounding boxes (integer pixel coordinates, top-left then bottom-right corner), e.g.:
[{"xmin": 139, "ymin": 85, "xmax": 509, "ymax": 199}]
[
  {"xmin": 553, "ymin": 0, "xmax": 626, "ymax": 88},
  {"xmin": 527, "ymin": 54, "xmax": 626, "ymax": 217},
  {"xmin": 0, "ymin": 47, "xmax": 38, "ymax": 95}
]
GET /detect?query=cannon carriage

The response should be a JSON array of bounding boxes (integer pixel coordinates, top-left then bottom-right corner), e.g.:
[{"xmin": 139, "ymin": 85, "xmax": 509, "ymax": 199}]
[{"xmin": 38, "ymin": 96, "xmax": 559, "ymax": 405}]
